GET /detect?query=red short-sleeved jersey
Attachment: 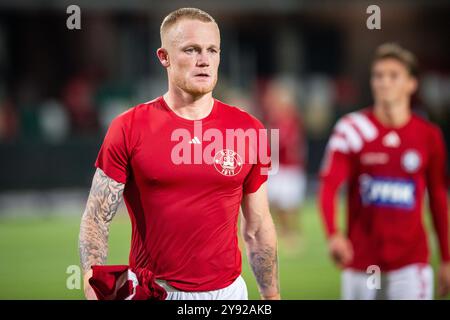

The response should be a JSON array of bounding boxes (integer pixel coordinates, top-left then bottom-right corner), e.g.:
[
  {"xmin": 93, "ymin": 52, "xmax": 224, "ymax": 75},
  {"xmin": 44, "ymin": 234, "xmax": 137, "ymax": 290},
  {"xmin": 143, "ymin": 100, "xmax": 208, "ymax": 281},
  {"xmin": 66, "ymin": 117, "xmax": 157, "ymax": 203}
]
[
  {"xmin": 95, "ymin": 96, "xmax": 270, "ymax": 291},
  {"xmin": 319, "ymin": 108, "xmax": 449, "ymax": 271}
]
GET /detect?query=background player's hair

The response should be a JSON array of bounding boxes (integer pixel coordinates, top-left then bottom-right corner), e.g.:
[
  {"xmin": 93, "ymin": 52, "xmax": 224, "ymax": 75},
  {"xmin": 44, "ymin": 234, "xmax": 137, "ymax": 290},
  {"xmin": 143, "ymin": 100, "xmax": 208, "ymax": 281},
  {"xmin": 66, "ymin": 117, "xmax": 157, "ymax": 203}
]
[
  {"xmin": 372, "ymin": 43, "xmax": 419, "ymax": 77},
  {"xmin": 160, "ymin": 8, "xmax": 217, "ymax": 43}
]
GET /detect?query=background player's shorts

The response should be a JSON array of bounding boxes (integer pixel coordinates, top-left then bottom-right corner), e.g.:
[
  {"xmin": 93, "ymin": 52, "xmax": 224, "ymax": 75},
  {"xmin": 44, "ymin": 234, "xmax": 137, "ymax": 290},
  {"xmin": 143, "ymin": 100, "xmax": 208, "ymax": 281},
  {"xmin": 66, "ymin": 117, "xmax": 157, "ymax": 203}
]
[
  {"xmin": 157, "ymin": 275, "xmax": 248, "ymax": 300},
  {"xmin": 342, "ymin": 263, "xmax": 433, "ymax": 300},
  {"xmin": 268, "ymin": 166, "xmax": 306, "ymax": 210}
]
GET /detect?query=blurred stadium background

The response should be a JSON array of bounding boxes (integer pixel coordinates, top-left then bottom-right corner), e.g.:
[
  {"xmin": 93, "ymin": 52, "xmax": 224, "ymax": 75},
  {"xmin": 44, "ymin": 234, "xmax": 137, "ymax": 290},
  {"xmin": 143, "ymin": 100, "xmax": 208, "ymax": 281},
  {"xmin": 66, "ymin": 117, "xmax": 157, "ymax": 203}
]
[{"xmin": 0, "ymin": 0, "xmax": 449, "ymax": 299}]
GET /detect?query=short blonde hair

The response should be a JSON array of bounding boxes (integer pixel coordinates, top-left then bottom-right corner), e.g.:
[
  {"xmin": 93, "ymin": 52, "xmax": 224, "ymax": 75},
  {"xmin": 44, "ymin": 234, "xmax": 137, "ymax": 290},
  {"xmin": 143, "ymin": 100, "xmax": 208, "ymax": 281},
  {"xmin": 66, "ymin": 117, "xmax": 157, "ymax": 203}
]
[
  {"xmin": 160, "ymin": 8, "xmax": 217, "ymax": 43},
  {"xmin": 372, "ymin": 43, "xmax": 418, "ymax": 77}
]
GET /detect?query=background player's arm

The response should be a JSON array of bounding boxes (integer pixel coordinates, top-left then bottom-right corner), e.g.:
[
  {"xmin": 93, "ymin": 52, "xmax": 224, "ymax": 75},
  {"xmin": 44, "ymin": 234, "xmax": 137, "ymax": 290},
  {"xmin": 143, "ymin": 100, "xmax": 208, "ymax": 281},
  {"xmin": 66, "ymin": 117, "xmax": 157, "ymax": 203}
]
[
  {"xmin": 78, "ymin": 168, "xmax": 125, "ymax": 299},
  {"xmin": 426, "ymin": 128, "xmax": 450, "ymax": 297},
  {"xmin": 241, "ymin": 182, "xmax": 280, "ymax": 300},
  {"xmin": 318, "ymin": 145, "xmax": 353, "ymax": 268}
]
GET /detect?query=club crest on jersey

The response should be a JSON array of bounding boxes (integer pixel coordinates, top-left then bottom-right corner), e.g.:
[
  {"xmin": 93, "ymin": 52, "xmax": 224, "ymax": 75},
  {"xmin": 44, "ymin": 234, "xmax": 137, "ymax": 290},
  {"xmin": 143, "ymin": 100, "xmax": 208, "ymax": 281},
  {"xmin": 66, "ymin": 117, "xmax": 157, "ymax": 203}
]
[
  {"xmin": 401, "ymin": 149, "xmax": 421, "ymax": 173},
  {"xmin": 213, "ymin": 149, "xmax": 243, "ymax": 176},
  {"xmin": 359, "ymin": 174, "xmax": 415, "ymax": 209}
]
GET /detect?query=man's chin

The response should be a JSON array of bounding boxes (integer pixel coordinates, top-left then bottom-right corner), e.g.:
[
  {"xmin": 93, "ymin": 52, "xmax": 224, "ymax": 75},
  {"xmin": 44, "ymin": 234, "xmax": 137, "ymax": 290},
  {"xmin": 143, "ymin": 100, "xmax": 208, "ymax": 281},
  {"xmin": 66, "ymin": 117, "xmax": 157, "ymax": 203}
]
[
  {"xmin": 185, "ymin": 85, "xmax": 215, "ymax": 97},
  {"xmin": 376, "ymin": 96, "xmax": 398, "ymax": 107}
]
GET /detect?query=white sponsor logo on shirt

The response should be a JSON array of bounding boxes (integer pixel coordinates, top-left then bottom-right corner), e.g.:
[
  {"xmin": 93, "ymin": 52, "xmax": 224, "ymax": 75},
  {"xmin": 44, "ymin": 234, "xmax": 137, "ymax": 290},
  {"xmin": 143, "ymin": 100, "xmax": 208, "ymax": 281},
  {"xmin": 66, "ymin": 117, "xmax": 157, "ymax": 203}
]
[
  {"xmin": 382, "ymin": 131, "xmax": 401, "ymax": 148},
  {"xmin": 360, "ymin": 152, "xmax": 389, "ymax": 165},
  {"xmin": 359, "ymin": 174, "xmax": 415, "ymax": 209},
  {"xmin": 188, "ymin": 136, "xmax": 201, "ymax": 144}
]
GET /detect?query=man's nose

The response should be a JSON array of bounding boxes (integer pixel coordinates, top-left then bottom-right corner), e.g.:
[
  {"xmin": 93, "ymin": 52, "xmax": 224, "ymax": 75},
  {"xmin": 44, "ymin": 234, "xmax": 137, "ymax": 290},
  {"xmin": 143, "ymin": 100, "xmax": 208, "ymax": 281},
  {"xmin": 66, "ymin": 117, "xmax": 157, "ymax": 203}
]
[
  {"xmin": 379, "ymin": 75, "xmax": 391, "ymax": 86},
  {"xmin": 196, "ymin": 52, "xmax": 210, "ymax": 67}
]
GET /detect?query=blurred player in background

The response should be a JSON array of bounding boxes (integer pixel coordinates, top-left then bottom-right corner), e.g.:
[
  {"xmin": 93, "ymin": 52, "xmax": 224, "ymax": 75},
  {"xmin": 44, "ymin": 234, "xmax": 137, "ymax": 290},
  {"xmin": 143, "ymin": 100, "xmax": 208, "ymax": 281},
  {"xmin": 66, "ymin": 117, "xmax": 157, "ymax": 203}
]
[
  {"xmin": 263, "ymin": 79, "xmax": 307, "ymax": 251},
  {"xmin": 318, "ymin": 43, "xmax": 450, "ymax": 299},
  {"xmin": 79, "ymin": 8, "xmax": 279, "ymax": 300}
]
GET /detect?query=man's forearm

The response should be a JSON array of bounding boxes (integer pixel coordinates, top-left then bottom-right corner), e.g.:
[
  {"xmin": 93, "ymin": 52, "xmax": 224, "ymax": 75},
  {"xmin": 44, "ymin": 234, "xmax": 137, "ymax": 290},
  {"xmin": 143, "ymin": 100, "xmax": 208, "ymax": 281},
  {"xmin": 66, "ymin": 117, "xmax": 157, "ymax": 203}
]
[
  {"xmin": 244, "ymin": 219, "xmax": 280, "ymax": 299},
  {"xmin": 79, "ymin": 210, "xmax": 110, "ymax": 273},
  {"xmin": 78, "ymin": 169, "xmax": 124, "ymax": 274}
]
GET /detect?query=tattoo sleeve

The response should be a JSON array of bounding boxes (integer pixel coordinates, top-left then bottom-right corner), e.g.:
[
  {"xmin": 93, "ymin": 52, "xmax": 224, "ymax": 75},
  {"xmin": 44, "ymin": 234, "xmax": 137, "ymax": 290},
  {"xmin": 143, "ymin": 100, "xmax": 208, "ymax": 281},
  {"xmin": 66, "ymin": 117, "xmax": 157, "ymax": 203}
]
[
  {"xmin": 249, "ymin": 246, "xmax": 279, "ymax": 295},
  {"xmin": 78, "ymin": 168, "xmax": 125, "ymax": 273}
]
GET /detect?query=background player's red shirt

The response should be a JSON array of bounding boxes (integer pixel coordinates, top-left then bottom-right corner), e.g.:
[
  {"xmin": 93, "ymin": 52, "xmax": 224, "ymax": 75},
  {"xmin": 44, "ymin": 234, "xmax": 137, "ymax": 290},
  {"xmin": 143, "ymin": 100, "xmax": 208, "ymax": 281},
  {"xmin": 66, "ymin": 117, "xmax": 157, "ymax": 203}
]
[
  {"xmin": 267, "ymin": 113, "xmax": 306, "ymax": 168},
  {"xmin": 319, "ymin": 108, "xmax": 449, "ymax": 271},
  {"xmin": 95, "ymin": 96, "xmax": 270, "ymax": 291}
]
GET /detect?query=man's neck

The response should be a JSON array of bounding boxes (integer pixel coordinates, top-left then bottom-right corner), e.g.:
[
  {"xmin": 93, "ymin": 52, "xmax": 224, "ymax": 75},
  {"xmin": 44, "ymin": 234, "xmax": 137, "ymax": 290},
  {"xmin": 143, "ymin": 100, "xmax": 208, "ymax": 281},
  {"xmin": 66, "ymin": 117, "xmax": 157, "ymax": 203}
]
[
  {"xmin": 373, "ymin": 100, "xmax": 411, "ymax": 128},
  {"xmin": 163, "ymin": 88, "xmax": 214, "ymax": 120}
]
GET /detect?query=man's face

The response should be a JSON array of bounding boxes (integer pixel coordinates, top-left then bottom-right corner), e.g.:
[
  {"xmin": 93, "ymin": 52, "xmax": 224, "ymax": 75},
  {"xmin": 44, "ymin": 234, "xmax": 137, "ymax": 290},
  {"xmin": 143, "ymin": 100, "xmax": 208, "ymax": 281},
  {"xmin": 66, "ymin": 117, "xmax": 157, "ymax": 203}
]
[
  {"xmin": 371, "ymin": 58, "xmax": 417, "ymax": 106},
  {"xmin": 160, "ymin": 19, "xmax": 220, "ymax": 96}
]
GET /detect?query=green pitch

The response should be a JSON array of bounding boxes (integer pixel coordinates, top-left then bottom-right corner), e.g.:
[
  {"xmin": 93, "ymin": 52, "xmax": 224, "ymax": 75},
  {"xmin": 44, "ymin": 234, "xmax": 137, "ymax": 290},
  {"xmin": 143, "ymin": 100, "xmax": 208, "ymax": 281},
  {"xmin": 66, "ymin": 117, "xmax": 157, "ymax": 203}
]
[{"xmin": 0, "ymin": 199, "xmax": 443, "ymax": 299}]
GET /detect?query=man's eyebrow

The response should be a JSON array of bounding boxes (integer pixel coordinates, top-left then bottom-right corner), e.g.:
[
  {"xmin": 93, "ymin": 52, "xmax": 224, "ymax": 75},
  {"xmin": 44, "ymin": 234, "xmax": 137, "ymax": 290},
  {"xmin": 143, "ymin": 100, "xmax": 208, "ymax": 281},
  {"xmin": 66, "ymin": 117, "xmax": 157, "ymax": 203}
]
[
  {"xmin": 180, "ymin": 43, "xmax": 200, "ymax": 49},
  {"xmin": 180, "ymin": 43, "xmax": 219, "ymax": 49}
]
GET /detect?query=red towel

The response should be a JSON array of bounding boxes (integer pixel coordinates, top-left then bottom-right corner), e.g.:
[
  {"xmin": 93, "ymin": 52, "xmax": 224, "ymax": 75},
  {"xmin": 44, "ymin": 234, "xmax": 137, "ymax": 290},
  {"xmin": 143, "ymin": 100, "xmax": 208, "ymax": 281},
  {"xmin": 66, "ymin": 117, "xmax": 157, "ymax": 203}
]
[{"xmin": 88, "ymin": 265, "xmax": 167, "ymax": 300}]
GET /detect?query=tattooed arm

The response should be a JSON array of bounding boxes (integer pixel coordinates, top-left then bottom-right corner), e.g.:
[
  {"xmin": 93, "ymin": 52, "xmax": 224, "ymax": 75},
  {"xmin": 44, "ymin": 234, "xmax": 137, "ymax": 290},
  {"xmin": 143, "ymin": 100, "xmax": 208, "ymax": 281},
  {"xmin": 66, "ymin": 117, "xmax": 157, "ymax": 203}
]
[
  {"xmin": 241, "ymin": 182, "xmax": 280, "ymax": 300},
  {"xmin": 78, "ymin": 168, "xmax": 125, "ymax": 299}
]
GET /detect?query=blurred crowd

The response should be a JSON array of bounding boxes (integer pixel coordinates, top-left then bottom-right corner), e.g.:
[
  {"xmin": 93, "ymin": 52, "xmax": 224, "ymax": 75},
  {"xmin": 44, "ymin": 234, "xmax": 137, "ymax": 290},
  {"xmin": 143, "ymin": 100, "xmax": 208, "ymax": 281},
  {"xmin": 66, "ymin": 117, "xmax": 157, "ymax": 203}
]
[
  {"xmin": 0, "ymin": 3, "xmax": 449, "ymax": 191},
  {"xmin": 0, "ymin": 70, "xmax": 448, "ymax": 144}
]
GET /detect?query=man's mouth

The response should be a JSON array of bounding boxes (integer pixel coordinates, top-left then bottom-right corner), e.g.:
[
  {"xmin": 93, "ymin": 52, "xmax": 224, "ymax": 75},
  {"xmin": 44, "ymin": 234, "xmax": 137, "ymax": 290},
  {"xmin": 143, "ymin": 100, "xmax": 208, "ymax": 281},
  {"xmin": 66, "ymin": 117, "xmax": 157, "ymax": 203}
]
[{"xmin": 195, "ymin": 73, "xmax": 210, "ymax": 78}]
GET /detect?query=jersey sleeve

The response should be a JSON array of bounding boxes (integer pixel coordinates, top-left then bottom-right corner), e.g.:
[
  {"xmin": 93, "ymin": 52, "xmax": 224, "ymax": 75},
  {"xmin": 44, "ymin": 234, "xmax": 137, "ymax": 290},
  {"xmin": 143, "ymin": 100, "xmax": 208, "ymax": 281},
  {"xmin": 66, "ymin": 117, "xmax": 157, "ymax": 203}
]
[
  {"xmin": 94, "ymin": 111, "xmax": 133, "ymax": 184},
  {"xmin": 318, "ymin": 120, "xmax": 352, "ymax": 238},
  {"xmin": 243, "ymin": 118, "xmax": 272, "ymax": 194},
  {"xmin": 426, "ymin": 126, "xmax": 450, "ymax": 263}
]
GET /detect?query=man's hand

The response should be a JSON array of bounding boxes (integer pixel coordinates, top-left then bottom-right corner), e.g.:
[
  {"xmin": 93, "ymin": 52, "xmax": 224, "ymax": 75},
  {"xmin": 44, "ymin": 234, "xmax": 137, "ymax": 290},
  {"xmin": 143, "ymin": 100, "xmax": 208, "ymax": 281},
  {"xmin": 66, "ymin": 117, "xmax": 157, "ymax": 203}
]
[
  {"xmin": 328, "ymin": 233, "xmax": 353, "ymax": 269},
  {"xmin": 261, "ymin": 293, "xmax": 281, "ymax": 300},
  {"xmin": 83, "ymin": 269, "xmax": 97, "ymax": 300},
  {"xmin": 438, "ymin": 262, "xmax": 450, "ymax": 298}
]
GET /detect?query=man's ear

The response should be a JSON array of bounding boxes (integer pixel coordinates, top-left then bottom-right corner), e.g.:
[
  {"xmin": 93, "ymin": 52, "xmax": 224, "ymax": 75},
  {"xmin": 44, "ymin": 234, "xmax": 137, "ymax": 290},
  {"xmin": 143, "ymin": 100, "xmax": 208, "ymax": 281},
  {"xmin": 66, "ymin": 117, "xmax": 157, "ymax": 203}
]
[
  {"xmin": 156, "ymin": 48, "xmax": 170, "ymax": 68},
  {"xmin": 409, "ymin": 76, "xmax": 418, "ymax": 95}
]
